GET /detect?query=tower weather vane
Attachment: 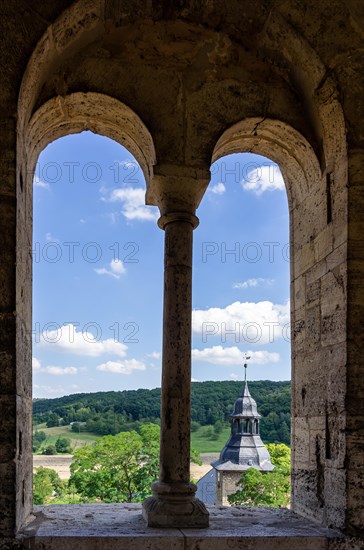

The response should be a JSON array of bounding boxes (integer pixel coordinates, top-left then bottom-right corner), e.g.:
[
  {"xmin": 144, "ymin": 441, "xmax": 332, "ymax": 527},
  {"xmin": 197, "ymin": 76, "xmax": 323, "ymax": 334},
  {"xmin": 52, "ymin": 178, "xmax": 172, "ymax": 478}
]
[{"xmin": 243, "ymin": 354, "xmax": 251, "ymax": 383}]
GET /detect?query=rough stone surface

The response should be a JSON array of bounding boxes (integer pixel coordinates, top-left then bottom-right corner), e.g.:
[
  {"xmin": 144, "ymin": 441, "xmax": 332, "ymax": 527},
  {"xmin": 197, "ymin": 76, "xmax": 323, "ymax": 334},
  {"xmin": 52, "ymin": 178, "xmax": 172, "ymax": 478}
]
[
  {"xmin": 0, "ymin": 0, "xmax": 363, "ymax": 546},
  {"xmin": 17, "ymin": 504, "xmax": 344, "ymax": 549}
]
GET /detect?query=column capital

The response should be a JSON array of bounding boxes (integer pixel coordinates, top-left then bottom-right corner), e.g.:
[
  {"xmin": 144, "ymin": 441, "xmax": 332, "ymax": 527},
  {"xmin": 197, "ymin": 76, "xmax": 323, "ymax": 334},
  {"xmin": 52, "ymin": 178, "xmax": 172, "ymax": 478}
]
[
  {"xmin": 158, "ymin": 211, "xmax": 199, "ymax": 230},
  {"xmin": 146, "ymin": 164, "xmax": 210, "ymax": 217}
]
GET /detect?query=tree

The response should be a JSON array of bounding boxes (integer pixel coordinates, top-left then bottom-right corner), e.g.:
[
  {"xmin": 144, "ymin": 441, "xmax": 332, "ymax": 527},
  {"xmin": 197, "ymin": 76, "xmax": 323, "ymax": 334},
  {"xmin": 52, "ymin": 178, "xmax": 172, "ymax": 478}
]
[
  {"xmin": 228, "ymin": 443, "xmax": 291, "ymax": 508},
  {"xmin": 132, "ymin": 423, "xmax": 161, "ymax": 500},
  {"xmin": 46, "ymin": 413, "xmax": 60, "ymax": 427},
  {"xmin": 69, "ymin": 426, "xmax": 158, "ymax": 502},
  {"xmin": 68, "ymin": 423, "xmax": 202, "ymax": 503},
  {"xmin": 266, "ymin": 443, "xmax": 291, "ymax": 470},
  {"xmin": 33, "ymin": 467, "xmax": 64, "ymax": 504},
  {"xmin": 55, "ymin": 437, "xmax": 72, "ymax": 453},
  {"xmin": 42, "ymin": 445, "xmax": 57, "ymax": 455}
]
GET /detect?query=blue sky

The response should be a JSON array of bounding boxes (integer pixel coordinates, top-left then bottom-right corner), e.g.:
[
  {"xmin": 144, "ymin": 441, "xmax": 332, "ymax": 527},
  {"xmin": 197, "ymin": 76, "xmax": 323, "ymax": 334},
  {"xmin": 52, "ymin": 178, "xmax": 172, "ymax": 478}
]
[{"xmin": 32, "ymin": 132, "xmax": 290, "ymax": 398}]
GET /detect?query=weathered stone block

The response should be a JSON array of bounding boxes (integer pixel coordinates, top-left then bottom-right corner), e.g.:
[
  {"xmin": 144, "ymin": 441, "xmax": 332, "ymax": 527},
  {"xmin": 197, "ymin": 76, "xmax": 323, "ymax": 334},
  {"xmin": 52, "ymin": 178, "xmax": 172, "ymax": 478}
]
[
  {"xmin": 305, "ymin": 305, "xmax": 321, "ymax": 352},
  {"xmin": 314, "ymin": 226, "xmax": 334, "ymax": 263},
  {"xmin": 292, "ymin": 417, "xmax": 310, "ymax": 469}
]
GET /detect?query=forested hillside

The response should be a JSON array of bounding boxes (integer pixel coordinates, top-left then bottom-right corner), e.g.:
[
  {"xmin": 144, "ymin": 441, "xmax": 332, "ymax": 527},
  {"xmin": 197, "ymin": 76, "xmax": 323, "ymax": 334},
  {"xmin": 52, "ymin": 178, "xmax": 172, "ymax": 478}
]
[{"xmin": 33, "ymin": 380, "xmax": 291, "ymax": 445}]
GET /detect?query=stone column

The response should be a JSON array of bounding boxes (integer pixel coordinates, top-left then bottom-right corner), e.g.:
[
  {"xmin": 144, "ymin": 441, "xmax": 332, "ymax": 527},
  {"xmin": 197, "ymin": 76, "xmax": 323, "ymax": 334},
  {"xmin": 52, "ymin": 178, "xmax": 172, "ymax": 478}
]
[{"xmin": 142, "ymin": 211, "xmax": 209, "ymax": 528}]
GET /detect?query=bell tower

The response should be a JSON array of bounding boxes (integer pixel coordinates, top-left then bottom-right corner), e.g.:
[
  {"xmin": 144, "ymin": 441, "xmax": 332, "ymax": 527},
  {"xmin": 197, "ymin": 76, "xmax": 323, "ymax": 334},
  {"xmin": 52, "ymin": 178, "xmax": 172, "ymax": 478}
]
[{"xmin": 213, "ymin": 358, "xmax": 274, "ymax": 505}]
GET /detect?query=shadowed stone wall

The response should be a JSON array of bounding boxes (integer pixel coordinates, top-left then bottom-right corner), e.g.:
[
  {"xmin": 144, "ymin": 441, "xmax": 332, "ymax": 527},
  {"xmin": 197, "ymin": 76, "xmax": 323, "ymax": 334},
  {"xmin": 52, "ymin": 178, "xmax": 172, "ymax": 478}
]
[{"xmin": 0, "ymin": 0, "xmax": 363, "ymax": 545}]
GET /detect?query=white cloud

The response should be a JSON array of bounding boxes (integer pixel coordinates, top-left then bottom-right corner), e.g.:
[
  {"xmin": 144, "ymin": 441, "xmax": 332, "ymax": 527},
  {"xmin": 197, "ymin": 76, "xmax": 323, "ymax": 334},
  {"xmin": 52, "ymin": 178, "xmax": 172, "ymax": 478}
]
[
  {"xmin": 192, "ymin": 346, "xmax": 280, "ymax": 366},
  {"xmin": 148, "ymin": 351, "xmax": 161, "ymax": 360},
  {"xmin": 109, "ymin": 187, "xmax": 158, "ymax": 222},
  {"xmin": 192, "ymin": 300, "xmax": 290, "ymax": 345},
  {"xmin": 33, "ymin": 357, "xmax": 78, "ymax": 376},
  {"xmin": 242, "ymin": 164, "xmax": 285, "ymax": 195},
  {"xmin": 229, "ymin": 373, "xmax": 240, "ymax": 380},
  {"xmin": 96, "ymin": 359, "xmax": 146, "ymax": 375},
  {"xmin": 33, "ymin": 176, "xmax": 49, "ymax": 189},
  {"xmin": 233, "ymin": 278, "xmax": 274, "ymax": 290},
  {"xmin": 111, "ymin": 259, "xmax": 126, "ymax": 275},
  {"xmin": 32, "ymin": 357, "xmax": 41, "ymax": 371},
  {"xmin": 39, "ymin": 323, "xmax": 128, "ymax": 358},
  {"xmin": 209, "ymin": 182, "xmax": 226, "ymax": 195},
  {"xmin": 95, "ymin": 259, "xmax": 126, "ymax": 279},
  {"xmin": 191, "ymin": 377, "xmax": 200, "ymax": 382},
  {"xmin": 43, "ymin": 366, "xmax": 78, "ymax": 376}
]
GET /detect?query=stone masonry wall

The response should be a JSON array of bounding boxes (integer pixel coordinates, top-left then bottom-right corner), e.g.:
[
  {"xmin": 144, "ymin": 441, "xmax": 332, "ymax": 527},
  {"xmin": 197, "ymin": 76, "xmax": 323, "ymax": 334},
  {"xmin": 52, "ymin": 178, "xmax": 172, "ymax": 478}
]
[{"xmin": 0, "ymin": 0, "xmax": 362, "ymax": 544}]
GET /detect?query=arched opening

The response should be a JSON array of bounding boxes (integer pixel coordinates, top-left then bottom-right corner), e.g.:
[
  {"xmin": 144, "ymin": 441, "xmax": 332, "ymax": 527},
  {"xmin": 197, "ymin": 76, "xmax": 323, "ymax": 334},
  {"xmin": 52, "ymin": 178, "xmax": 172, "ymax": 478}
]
[
  {"xmin": 31, "ymin": 129, "xmax": 163, "ymax": 501},
  {"xmin": 17, "ymin": 92, "xmax": 156, "ymax": 522},
  {"xmin": 197, "ymin": 117, "xmax": 348, "ymax": 527},
  {"xmin": 192, "ymin": 150, "xmax": 290, "ymax": 507}
]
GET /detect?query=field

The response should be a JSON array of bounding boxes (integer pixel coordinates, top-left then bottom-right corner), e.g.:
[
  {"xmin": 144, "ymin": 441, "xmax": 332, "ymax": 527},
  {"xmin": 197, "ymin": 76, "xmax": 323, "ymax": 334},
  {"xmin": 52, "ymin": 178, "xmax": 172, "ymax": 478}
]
[
  {"xmin": 35, "ymin": 423, "xmax": 231, "ymax": 454},
  {"xmin": 191, "ymin": 425, "xmax": 230, "ymax": 453},
  {"xmin": 33, "ymin": 451, "xmax": 218, "ymax": 481},
  {"xmin": 34, "ymin": 424, "xmax": 98, "ymax": 453}
]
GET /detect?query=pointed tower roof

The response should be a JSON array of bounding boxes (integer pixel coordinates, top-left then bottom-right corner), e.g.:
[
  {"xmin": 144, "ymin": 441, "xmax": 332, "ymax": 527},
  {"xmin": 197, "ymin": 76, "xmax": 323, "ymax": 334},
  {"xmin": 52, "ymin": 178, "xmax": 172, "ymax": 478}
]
[
  {"xmin": 231, "ymin": 375, "xmax": 261, "ymax": 419},
  {"xmin": 212, "ymin": 358, "xmax": 274, "ymax": 472}
]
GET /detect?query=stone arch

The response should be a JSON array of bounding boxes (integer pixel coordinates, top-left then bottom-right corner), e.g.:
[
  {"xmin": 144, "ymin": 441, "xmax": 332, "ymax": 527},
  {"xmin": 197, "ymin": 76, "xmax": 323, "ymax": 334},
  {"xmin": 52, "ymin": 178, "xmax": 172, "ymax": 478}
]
[
  {"xmin": 17, "ymin": 0, "xmax": 347, "ymax": 179},
  {"xmin": 210, "ymin": 116, "xmax": 348, "ymax": 529},
  {"xmin": 212, "ymin": 117, "xmax": 322, "ymax": 208},
  {"xmin": 24, "ymin": 92, "xmax": 156, "ymax": 188}
]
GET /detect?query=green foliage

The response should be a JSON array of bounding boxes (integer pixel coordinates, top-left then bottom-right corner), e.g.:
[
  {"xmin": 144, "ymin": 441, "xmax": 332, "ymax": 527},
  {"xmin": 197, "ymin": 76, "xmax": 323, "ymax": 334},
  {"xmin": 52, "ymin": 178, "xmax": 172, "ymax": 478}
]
[
  {"xmin": 69, "ymin": 424, "xmax": 160, "ymax": 502},
  {"xmin": 32, "ymin": 430, "xmax": 46, "ymax": 452},
  {"xmin": 33, "ymin": 381, "xmax": 291, "ymax": 445},
  {"xmin": 42, "ymin": 445, "xmax": 57, "ymax": 455},
  {"xmin": 266, "ymin": 443, "xmax": 291, "ymax": 471},
  {"xmin": 68, "ymin": 423, "xmax": 201, "ymax": 503},
  {"xmin": 228, "ymin": 443, "xmax": 291, "ymax": 508},
  {"xmin": 33, "ymin": 467, "xmax": 65, "ymax": 504},
  {"xmin": 55, "ymin": 437, "xmax": 72, "ymax": 453},
  {"xmin": 190, "ymin": 447, "xmax": 202, "ymax": 466},
  {"xmin": 46, "ymin": 413, "xmax": 60, "ymax": 428},
  {"xmin": 214, "ymin": 420, "xmax": 224, "ymax": 435},
  {"xmin": 190, "ymin": 421, "xmax": 201, "ymax": 432}
]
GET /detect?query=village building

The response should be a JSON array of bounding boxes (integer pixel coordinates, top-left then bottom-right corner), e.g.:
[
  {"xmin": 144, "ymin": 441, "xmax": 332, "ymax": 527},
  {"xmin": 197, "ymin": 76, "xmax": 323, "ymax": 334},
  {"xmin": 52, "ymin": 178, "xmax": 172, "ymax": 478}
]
[
  {"xmin": 213, "ymin": 364, "xmax": 274, "ymax": 505},
  {"xmin": 197, "ymin": 364, "xmax": 275, "ymax": 505}
]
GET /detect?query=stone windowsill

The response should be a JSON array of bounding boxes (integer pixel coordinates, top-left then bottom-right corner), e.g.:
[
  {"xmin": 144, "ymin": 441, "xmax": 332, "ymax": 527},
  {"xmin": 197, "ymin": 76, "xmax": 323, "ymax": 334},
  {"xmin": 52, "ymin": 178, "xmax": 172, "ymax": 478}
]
[{"xmin": 18, "ymin": 503, "xmax": 343, "ymax": 549}]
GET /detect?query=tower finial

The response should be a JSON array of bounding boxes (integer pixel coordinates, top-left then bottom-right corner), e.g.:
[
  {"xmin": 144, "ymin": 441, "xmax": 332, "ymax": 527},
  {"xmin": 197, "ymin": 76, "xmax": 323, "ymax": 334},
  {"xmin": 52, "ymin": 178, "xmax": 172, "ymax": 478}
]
[{"xmin": 243, "ymin": 354, "xmax": 251, "ymax": 386}]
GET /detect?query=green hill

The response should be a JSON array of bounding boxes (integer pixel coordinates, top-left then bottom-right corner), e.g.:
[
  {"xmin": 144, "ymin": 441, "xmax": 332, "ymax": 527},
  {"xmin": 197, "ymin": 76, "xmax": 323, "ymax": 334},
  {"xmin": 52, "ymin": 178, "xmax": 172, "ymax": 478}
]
[{"xmin": 33, "ymin": 380, "xmax": 291, "ymax": 445}]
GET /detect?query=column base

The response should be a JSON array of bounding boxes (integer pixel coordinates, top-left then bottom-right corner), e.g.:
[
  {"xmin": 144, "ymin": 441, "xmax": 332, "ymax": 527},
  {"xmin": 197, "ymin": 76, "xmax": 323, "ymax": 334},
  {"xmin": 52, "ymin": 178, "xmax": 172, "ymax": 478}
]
[{"xmin": 142, "ymin": 481, "xmax": 209, "ymax": 528}]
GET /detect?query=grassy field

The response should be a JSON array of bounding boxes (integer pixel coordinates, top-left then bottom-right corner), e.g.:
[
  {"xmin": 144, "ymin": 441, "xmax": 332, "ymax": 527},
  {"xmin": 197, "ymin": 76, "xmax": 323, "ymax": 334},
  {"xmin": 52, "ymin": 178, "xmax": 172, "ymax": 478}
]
[
  {"xmin": 34, "ymin": 423, "xmax": 231, "ymax": 454},
  {"xmin": 191, "ymin": 425, "xmax": 230, "ymax": 453},
  {"xmin": 34, "ymin": 424, "xmax": 98, "ymax": 453}
]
